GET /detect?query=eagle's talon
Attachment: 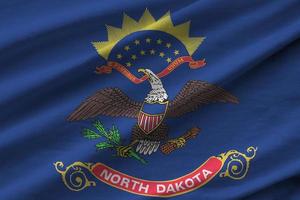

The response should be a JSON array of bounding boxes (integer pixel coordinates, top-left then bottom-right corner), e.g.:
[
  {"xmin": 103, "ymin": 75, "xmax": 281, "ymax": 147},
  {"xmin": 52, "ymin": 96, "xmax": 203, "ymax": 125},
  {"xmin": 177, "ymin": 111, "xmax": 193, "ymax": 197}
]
[
  {"xmin": 116, "ymin": 145, "xmax": 132, "ymax": 157},
  {"xmin": 169, "ymin": 137, "xmax": 186, "ymax": 148}
]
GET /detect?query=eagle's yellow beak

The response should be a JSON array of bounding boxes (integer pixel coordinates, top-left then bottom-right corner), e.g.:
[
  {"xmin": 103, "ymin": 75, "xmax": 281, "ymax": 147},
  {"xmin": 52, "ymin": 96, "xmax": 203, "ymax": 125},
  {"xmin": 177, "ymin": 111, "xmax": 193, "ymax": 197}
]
[{"xmin": 138, "ymin": 68, "xmax": 148, "ymax": 76}]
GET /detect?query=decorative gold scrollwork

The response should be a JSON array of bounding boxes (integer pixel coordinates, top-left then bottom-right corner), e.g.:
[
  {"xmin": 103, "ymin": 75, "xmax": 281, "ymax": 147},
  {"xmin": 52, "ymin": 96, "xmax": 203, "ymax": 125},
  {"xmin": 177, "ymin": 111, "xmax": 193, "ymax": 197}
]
[
  {"xmin": 218, "ymin": 146, "xmax": 257, "ymax": 180},
  {"xmin": 54, "ymin": 161, "xmax": 96, "ymax": 191}
]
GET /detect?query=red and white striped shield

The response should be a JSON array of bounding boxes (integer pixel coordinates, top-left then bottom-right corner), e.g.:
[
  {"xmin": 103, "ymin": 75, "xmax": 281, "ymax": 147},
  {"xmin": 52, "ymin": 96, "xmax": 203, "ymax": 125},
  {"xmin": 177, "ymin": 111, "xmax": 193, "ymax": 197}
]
[
  {"xmin": 137, "ymin": 102, "xmax": 168, "ymax": 134},
  {"xmin": 138, "ymin": 112, "xmax": 164, "ymax": 134}
]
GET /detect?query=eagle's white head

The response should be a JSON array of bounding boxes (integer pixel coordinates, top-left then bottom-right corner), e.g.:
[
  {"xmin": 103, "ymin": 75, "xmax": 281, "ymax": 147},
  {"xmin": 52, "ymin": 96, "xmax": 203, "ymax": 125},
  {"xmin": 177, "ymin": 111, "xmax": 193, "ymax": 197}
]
[{"xmin": 138, "ymin": 68, "xmax": 168, "ymax": 104}]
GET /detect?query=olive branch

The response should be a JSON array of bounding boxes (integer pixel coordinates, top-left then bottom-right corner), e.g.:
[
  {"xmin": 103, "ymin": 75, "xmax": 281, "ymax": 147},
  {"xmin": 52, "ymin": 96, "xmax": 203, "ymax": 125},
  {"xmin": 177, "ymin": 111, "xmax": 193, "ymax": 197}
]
[{"xmin": 82, "ymin": 120, "xmax": 147, "ymax": 164}]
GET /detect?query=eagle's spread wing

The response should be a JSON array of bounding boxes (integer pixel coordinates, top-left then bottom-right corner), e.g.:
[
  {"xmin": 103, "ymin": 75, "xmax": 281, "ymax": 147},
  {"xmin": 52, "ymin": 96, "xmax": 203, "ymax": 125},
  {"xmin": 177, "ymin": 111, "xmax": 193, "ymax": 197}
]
[
  {"xmin": 67, "ymin": 88, "xmax": 143, "ymax": 121},
  {"xmin": 166, "ymin": 80, "xmax": 239, "ymax": 117}
]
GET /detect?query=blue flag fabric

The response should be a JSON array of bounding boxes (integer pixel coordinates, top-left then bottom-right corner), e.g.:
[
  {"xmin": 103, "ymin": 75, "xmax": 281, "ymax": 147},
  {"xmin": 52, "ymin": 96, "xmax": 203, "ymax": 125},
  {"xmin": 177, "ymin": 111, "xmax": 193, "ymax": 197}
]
[{"xmin": 1, "ymin": 1, "xmax": 300, "ymax": 199}]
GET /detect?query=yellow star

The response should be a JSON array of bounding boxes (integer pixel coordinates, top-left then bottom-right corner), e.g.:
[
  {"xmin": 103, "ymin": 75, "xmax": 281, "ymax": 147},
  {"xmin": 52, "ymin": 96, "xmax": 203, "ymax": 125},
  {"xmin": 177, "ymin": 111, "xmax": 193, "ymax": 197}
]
[
  {"xmin": 131, "ymin": 54, "xmax": 137, "ymax": 60},
  {"xmin": 126, "ymin": 62, "xmax": 132, "ymax": 67},
  {"xmin": 116, "ymin": 54, "xmax": 122, "ymax": 59},
  {"xmin": 150, "ymin": 49, "xmax": 156, "ymax": 55},
  {"xmin": 159, "ymin": 52, "xmax": 165, "ymax": 57},
  {"xmin": 157, "ymin": 39, "xmax": 162, "ymax": 44},
  {"xmin": 124, "ymin": 45, "xmax": 130, "ymax": 51},
  {"xmin": 134, "ymin": 40, "xmax": 140, "ymax": 45},
  {"xmin": 174, "ymin": 50, "xmax": 179, "ymax": 55},
  {"xmin": 166, "ymin": 43, "xmax": 171, "ymax": 48},
  {"xmin": 166, "ymin": 57, "xmax": 172, "ymax": 63},
  {"xmin": 146, "ymin": 38, "xmax": 151, "ymax": 43},
  {"xmin": 140, "ymin": 50, "xmax": 146, "ymax": 55}
]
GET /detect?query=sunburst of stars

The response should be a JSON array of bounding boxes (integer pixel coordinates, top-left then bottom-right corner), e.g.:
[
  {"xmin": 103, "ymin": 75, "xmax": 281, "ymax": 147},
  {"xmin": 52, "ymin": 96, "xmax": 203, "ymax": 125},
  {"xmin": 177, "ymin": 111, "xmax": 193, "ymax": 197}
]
[{"xmin": 113, "ymin": 37, "xmax": 181, "ymax": 68}]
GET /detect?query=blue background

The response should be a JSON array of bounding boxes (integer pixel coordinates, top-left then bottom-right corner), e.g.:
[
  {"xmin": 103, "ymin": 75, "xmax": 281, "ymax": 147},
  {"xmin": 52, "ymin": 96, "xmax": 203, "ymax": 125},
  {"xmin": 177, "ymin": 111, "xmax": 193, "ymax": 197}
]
[{"xmin": 0, "ymin": 0, "xmax": 300, "ymax": 199}]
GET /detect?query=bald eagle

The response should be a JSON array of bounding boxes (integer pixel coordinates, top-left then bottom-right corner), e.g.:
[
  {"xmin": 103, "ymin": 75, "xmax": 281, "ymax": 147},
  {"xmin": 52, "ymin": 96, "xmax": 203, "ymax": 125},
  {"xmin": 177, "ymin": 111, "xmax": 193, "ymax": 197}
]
[{"xmin": 68, "ymin": 69, "xmax": 238, "ymax": 156}]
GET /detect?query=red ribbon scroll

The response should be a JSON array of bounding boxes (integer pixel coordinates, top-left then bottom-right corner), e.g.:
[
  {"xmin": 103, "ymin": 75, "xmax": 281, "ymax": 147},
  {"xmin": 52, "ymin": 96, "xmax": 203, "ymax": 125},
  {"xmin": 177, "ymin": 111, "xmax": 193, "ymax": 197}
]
[
  {"xmin": 91, "ymin": 157, "xmax": 222, "ymax": 197},
  {"xmin": 54, "ymin": 146, "xmax": 257, "ymax": 196},
  {"xmin": 95, "ymin": 56, "xmax": 206, "ymax": 84}
]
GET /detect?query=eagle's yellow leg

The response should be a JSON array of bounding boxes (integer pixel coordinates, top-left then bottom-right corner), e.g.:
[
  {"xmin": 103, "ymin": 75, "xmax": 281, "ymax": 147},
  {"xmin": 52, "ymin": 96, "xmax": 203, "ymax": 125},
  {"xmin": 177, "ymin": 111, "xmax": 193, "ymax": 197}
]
[
  {"xmin": 116, "ymin": 140, "xmax": 139, "ymax": 157},
  {"xmin": 160, "ymin": 127, "xmax": 200, "ymax": 154},
  {"xmin": 168, "ymin": 137, "xmax": 186, "ymax": 148}
]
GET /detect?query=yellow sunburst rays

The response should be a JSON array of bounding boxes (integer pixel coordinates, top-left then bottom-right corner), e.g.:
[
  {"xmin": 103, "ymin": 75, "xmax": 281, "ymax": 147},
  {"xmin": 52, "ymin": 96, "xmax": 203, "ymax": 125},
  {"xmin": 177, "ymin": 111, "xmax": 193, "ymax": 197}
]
[{"xmin": 92, "ymin": 9, "xmax": 205, "ymax": 60}]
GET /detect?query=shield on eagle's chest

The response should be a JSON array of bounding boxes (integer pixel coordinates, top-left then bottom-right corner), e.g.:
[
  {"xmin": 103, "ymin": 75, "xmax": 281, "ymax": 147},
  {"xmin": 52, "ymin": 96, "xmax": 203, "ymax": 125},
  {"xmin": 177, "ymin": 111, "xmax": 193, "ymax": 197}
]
[{"xmin": 138, "ymin": 101, "xmax": 168, "ymax": 134}]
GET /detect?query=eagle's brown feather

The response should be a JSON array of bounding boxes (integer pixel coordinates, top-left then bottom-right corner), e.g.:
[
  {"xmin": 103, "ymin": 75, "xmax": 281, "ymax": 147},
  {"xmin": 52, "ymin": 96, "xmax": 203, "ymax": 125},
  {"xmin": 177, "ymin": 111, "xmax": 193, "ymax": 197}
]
[
  {"xmin": 166, "ymin": 80, "xmax": 239, "ymax": 118},
  {"xmin": 67, "ymin": 88, "xmax": 143, "ymax": 121},
  {"xmin": 67, "ymin": 81, "xmax": 238, "ymax": 121}
]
